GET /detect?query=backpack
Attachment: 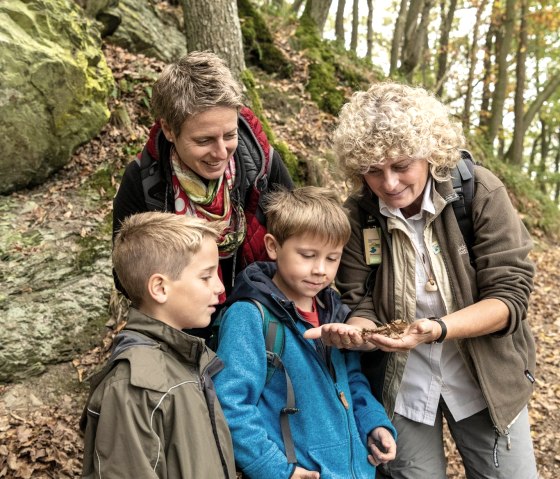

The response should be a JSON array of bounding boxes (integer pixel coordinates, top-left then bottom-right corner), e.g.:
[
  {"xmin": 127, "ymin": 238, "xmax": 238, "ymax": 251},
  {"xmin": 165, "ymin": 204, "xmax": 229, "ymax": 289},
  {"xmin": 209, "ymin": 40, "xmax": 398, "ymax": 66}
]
[{"xmin": 210, "ymin": 299, "xmax": 299, "ymax": 464}]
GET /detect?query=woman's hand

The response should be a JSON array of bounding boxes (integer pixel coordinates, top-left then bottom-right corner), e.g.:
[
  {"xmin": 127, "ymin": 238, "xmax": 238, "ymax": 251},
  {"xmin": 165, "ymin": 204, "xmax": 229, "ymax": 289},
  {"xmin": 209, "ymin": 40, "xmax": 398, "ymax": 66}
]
[
  {"xmin": 364, "ymin": 318, "xmax": 440, "ymax": 352},
  {"xmin": 290, "ymin": 466, "xmax": 320, "ymax": 478},
  {"xmin": 303, "ymin": 322, "xmax": 374, "ymax": 350},
  {"xmin": 367, "ymin": 427, "xmax": 397, "ymax": 466}
]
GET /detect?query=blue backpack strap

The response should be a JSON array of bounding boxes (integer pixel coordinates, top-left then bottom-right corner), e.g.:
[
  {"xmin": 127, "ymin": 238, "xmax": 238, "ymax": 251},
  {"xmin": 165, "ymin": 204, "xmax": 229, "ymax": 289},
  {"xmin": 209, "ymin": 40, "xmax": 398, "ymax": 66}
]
[
  {"xmin": 249, "ymin": 299, "xmax": 298, "ymax": 465},
  {"xmin": 451, "ymin": 150, "xmax": 476, "ymax": 264}
]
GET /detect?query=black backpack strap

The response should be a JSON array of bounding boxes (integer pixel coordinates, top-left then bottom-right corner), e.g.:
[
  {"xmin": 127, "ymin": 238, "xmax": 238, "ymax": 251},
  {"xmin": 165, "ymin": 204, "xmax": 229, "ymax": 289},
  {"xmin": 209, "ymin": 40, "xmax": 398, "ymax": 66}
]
[
  {"xmin": 135, "ymin": 147, "xmax": 167, "ymax": 211},
  {"xmin": 451, "ymin": 150, "xmax": 476, "ymax": 264}
]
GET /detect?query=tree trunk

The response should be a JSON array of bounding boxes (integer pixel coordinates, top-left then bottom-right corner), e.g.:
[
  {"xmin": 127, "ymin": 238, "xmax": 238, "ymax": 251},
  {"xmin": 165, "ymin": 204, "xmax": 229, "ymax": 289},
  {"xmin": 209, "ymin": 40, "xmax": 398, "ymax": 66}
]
[
  {"xmin": 487, "ymin": 0, "xmax": 516, "ymax": 147},
  {"xmin": 335, "ymin": 0, "xmax": 346, "ymax": 44},
  {"xmin": 350, "ymin": 0, "xmax": 359, "ymax": 52},
  {"xmin": 366, "ymin": 0, "xmax": 374, "ymax": 60},
  {"xmin": 400, "ymin": 0, "xmax": 435, "ymax": 81},
  {"xmin": 390, "ymin": 0, "xmax": 408, "ymax": 76},
  {"xmin": 436, "ymin": 0, "xmax": 458, "ymax": 97},
  {"xmin": 463, "ymin": 0, "xmax": 488, "ymax": 128},
  {"xmin": 292, "ymin": 0, "xmax": 305, "ymax": 14},
  {"xmin": 182, "ymin": 0, "xmax": 246, "ymax": 79},
  {"xmin": 302, "ymin": 0, "xmax": 333, "ymax": 36},
  {"xmin": 479, "ymin": 0, "xmax": 500, "ymax": 130},
  {"xmin": 537, "ymin": 119, "xmax": 550, "ymax": 194},
  {"xmin": 507, "ymin": 0, "xmax": 527, "ymax": 166},
  {"xmin": 554, "ymin": 130, "xmax": 560, "ymax": 203}
]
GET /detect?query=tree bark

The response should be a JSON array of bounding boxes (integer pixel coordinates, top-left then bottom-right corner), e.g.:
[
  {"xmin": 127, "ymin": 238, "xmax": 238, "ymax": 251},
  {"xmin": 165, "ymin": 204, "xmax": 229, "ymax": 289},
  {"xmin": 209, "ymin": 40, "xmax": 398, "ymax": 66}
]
[
  {"xmin": 400, "ymin": 0, "xmax": 435, "ymax": 81},
  {"xmin": 463, "ymin": 0, "xmax": 488, "ymax": 128},
  {"xmin": 390, "ymin": 0, "xmax": 408, "ymax": 76},
  {"xmin": 436, "ymin": 0, "xmax": 458, "ymax": 97},
  {"xmin": 335, "ymin": 0, "xmax": 346, "ymax": 43},
  {"xmin": 292, "ymin": 0, "xmax": 305, "ymax": 14},
  {"xmin": 350, "ymin": 0, "xmax": 359, "ymax": 52},
  {"xmin": 487, "ymin": 0, "xmax": 516, "ymax": 147},
  {"xmin": 507, "ymin": 0, "xmax": 527, "ymax": 166},
  {"xmin": 182, "ymin": 0, "xmax": 246, "ymax": 79},
  {"xmin": 366, "ymin": 0, "xmax": 374, "ymax": 60},
  {"xmin": 479, "ymin": 0, "xmax": 500, "ymax": 130},
  {"xmin": 302, "ymin": 0, "xmax": 333, "ymax": 36}
]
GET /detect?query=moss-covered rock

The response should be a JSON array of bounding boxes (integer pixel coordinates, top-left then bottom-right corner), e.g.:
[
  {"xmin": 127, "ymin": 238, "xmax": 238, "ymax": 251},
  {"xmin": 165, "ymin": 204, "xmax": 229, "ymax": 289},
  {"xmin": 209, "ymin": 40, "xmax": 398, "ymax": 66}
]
[
  {"xmin": 0, "ymin": 0, "xmax": 114, "ymax": 194},
  {"xmin": 238, "ymin": 0, "xmax": 293, "ymax": 79},
  {"xmin": 105, "ymin": 0, "xmax": 186, "ymax": 63}
]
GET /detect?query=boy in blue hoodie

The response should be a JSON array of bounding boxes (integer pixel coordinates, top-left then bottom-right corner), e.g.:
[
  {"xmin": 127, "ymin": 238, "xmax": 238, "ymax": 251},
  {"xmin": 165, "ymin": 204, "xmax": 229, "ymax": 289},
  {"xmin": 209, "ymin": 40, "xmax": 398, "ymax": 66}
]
[{"xmin": 213, "ymin": 186, "xmax": 397, "ymax": 479}]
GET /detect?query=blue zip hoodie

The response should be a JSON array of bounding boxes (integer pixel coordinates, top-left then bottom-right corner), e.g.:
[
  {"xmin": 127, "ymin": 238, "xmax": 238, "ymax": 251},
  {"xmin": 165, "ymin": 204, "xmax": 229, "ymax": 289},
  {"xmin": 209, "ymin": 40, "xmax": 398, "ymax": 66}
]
[{"xmin": 213, "ymin": 262, "xmax": 396, "ymax": 479}]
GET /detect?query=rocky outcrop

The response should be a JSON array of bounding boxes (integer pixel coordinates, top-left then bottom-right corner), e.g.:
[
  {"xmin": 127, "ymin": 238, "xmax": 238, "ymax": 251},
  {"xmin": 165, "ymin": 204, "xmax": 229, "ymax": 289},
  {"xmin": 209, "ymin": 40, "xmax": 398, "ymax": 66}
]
[
  {"xmin": 104, "ymin": 0, "xmax": 186, "ymax": 63},
  {"xmin": 0, "ymin": 0, "xmax": 113, "ymax": 194}
]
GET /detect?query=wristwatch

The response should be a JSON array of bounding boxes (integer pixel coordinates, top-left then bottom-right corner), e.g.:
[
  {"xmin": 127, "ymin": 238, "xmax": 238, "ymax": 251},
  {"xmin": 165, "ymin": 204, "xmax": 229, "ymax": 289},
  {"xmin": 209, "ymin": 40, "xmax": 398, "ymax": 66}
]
[{"xmin": 428, "ymin": 317, "xmax": 447, "ymax": 343}]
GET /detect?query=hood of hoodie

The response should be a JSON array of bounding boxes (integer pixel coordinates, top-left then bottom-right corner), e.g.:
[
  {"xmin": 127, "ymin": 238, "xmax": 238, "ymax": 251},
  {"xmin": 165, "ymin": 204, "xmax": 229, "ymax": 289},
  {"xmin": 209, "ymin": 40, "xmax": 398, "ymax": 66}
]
[{"xmin": 225, "ymin": 262, "xmax": 349, "ymax": 326}]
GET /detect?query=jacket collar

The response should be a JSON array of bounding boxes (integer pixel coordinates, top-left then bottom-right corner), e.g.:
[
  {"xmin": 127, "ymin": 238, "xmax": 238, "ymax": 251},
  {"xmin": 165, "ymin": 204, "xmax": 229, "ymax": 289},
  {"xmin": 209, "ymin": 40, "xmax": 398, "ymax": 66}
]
[{"xmin": 123, "ymin": 308, "xmax": 209, "ymax": 366}]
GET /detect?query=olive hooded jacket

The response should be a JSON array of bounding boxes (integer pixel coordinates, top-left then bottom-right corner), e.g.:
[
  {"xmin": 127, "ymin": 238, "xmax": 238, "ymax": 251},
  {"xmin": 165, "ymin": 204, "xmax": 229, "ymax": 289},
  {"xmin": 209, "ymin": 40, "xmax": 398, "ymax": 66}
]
[{"xmin": 81, "ymin": 308, "xmax": 236, "ymax": 478}]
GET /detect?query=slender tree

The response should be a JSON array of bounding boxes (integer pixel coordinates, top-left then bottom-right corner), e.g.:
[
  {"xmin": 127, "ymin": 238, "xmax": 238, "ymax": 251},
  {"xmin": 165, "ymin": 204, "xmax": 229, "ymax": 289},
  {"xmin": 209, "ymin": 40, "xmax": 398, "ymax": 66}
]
[
  {"xmin": 486, "ymin": 0, "xmax": 516, "ymax": 146},
  {"xmin": 350, "ymin": 0, "xmax": 359, "ymax": 53},
  {"xmin": 390, "ymin": 0, "xmax": 409, "ymax": 75},
  {"xmin": 182, "ymin": 0, "xmax": 245, "ymax": 79},
  {"xmin": 507, "ymin": 0, "xmax": 528, "ymax": 165},
  {"xmin": 366, "ymin": 0, "xmax": 374, "ymax": 60},
  {"xmin": 463, "ymin": 0, "xmax": 489, "ymax": 129},
  {"xmin": 400, "ymin": 0, "xmax": 435, "ymax": 81},
  {"xmin": 435, "ymin": 0, "xmax": 458, "ymax": 97},
  {"xmin": 335, "ymin": 0, "xmax": 346, "ymax": 44},
  {"xmin": 479, "ymin": 0, "xmax": 500, "ymax": 130}
]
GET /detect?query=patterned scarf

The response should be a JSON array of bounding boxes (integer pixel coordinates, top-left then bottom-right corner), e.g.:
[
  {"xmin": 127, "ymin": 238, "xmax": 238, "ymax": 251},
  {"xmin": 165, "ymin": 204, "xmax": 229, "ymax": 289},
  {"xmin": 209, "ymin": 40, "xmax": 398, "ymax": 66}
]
[{"xmin": 170, "ymin": 148, "xmax": 247, "ymax": 257}]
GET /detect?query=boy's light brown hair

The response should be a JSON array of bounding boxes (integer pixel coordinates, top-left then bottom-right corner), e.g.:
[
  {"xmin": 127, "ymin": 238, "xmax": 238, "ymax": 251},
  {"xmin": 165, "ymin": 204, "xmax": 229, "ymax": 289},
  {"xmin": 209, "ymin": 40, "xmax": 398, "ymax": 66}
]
[
  {"xmin": 113, "ymin": 212, "xmax": 223, "ymax": 306},
  {"xmin": 151, "ymin": 51, "xmax": 243, "ymax": 136},
  {"xmin": 263, "ymin": 186, "xmax": 351, "ymax": 246}
]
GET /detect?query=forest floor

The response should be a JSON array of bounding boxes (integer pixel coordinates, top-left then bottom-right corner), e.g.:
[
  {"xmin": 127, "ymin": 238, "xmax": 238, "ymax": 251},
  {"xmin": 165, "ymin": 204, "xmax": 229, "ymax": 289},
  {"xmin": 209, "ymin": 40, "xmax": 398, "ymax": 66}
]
[{"xmin": 1, "ymin": 43, "xmax": 559, "ymax": 478}]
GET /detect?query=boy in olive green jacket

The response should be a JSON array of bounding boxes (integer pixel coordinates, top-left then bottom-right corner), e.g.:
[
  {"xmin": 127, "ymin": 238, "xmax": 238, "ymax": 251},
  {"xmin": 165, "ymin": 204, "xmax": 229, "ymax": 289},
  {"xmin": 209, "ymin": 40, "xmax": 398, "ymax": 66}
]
[{"xmin": 81, "ymin": 212, "xmax": 235, "ymax": 479}]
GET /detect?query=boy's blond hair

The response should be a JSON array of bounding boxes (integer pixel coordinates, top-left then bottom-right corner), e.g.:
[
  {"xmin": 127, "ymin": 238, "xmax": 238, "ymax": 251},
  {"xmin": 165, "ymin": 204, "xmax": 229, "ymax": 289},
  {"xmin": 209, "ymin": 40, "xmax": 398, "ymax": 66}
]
[
  {"xmin": 113, "ymin": 212, "xmax": 223, "ymax": 306},
  {"xmin": 151, "ymin": 51, "xmax": 243, "ymax": 136},
  {"xmin": 263, "ymin": 186, "xmax": 351, "ymax": 246}
]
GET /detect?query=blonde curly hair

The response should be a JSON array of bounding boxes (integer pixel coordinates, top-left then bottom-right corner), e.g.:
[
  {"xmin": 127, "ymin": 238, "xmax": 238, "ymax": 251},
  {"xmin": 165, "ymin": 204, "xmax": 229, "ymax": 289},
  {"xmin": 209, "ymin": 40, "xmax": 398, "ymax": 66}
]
[{"xmin": 333, "ymin": 82, "xmax": 465, "ymax": 184}]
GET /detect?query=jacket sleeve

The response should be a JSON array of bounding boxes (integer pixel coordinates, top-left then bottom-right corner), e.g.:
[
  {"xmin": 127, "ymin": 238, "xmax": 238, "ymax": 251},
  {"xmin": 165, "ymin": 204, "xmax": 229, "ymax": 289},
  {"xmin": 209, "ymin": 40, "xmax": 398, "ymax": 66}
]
[
  {"xmin": 87, "ymin": 368, "xmax": 164, "ymax": 478},
  {"xmin": 471, "ymin": 167, "xmax": 534, "ymax": 336},
  {"xmin": 213, "ymin": 302, "xmax": 294, "ymax": 479},
  {"xmin": 345, "ymin": 351, "xmax": 397, "ymax": 444},
  {"xmin": 336, "ymin": 195, "xmax": 379, "ymax": 323},
  {"xmin": 268, "ymin": 148, "xmax": 294, "ymax": 191}
]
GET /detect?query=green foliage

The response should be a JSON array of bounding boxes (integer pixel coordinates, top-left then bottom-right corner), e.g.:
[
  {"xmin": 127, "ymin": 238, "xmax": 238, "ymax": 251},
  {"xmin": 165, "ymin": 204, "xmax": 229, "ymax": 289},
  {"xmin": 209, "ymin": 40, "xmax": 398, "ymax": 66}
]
[
  {"xmin": 293, "ymin": 15, "xmax": 379, "ymax": 115},
  {"xmin": 241, "ymin": 69, "xmax": 302, "ymax": 184},
  {"xmin": 238, "ymin": 0, "xmax": 293, "ymax": 79},
  {"xmin": 468, "ymin": 139, "xmax": 560, "ymax": 239}
]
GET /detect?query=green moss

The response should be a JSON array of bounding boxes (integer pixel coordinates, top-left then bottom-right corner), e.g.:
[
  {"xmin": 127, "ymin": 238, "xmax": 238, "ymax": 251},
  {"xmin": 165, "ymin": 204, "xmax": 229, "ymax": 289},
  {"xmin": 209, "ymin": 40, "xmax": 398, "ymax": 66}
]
[
  {"xmin": 75, "ymin": 210, "xmax": 112, "ymax": 272},
  {"xmin": 241, "ymin": 69, "xmax": 302, "ymax": 184},
  {"xmin": 293, "ymin": 17, "xmax": 376, "ymax": 115},
  {"xmin": 238, "ymin": 0, "xmax": 293, "ymax": 78}
]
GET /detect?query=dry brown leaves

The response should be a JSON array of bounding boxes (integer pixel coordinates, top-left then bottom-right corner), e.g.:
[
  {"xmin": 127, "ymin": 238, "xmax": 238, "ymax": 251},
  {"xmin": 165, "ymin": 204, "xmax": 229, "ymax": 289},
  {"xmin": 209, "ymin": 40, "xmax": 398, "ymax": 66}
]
[{"xmin": 361, "ymin": 320, "xmax": 408, "ymax": 340}]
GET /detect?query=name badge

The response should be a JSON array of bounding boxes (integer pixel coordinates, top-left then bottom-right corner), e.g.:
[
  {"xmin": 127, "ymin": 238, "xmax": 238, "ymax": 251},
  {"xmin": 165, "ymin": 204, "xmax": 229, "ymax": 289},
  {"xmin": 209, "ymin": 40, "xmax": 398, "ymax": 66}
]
[{"xmin": 363, "ymin": 226, "xmax": 382, "ymax": 265}]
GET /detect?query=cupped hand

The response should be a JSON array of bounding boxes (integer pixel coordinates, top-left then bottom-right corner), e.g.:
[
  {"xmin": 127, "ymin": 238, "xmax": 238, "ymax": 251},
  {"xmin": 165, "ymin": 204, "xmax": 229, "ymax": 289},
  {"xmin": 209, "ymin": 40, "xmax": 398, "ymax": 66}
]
[
  {"xmin": 364, "ymin": 318, "xmax": 438, "ymax": 352},
  {"xmin": 367, "ymin": 427, "xmax": 397, "ymax": 466},
  {"xmin": 290, "ymin": 466, "xmax": 320, "ymax": 478},
  {"xmin": 303, "ymin": 323, "xmax": 373, "ymax": 350}
]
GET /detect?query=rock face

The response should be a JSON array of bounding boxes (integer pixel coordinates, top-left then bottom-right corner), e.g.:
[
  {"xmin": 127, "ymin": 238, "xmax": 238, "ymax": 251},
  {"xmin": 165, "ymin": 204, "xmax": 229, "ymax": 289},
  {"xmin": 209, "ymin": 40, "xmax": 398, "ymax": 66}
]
[
  {"xmin": 0, "ymin": 0, "xmax": 113, "ymax": 194},
  {"xmin": 0, "ymin": 176, "xmax": 114, "ymax": 383},
  {"xmin": 105, "ymin": 0, "xmax": 186, "ymax": 63}
]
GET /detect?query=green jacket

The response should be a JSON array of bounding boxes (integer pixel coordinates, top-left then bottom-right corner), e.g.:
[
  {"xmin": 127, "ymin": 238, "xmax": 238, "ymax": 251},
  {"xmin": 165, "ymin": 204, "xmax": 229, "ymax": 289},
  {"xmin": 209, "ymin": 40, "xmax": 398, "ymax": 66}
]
[
  {"xmin": 81, "ymin": 308, "xmax": 236, "ymax": 478},
  {"xmin": 336, "ymin": 166, "xmax": 536, "ymax": 435}
]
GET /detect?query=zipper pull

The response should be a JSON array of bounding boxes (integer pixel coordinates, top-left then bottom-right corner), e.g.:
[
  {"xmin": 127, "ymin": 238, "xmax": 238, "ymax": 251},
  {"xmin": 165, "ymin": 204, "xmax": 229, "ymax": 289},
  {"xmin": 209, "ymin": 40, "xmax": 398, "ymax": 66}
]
[
  {"xmin": 338, "ymin": 391, "xmax": 349, "ymax": 410},
  {"xmin": 505, "ymin": 429, "xmax": 511, "ymax": 450}
]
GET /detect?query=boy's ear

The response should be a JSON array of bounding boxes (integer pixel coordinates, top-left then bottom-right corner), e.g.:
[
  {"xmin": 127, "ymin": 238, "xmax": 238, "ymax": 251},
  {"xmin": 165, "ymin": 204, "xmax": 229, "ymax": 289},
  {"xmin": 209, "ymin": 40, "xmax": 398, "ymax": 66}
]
[
  {"xmin": 264, "ymin": 233, "xmax": 279, "ymax": 260},
  {"xmin": 147, "ymin": 273, "xmax": 168, "ymax": 304}
]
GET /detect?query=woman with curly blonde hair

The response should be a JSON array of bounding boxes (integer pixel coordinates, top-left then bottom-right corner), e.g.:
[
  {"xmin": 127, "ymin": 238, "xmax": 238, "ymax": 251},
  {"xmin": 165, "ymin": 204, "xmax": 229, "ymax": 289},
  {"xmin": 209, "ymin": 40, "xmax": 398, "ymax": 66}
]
[{"xmin": 306, "ymin": 82, "xmax": 538, "ymax": 478}]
